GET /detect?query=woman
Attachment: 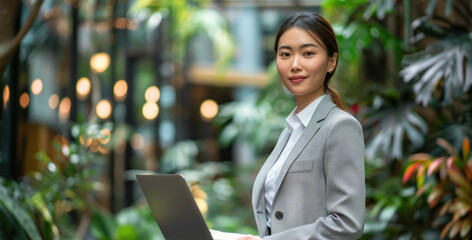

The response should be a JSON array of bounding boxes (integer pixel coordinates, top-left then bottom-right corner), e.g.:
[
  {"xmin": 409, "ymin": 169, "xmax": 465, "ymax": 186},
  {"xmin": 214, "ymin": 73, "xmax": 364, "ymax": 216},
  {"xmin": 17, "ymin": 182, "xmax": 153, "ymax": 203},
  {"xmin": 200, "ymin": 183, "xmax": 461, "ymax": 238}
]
[{"xmin": 237, "ymin": 12, "xmax": 365, "ymax": 240}]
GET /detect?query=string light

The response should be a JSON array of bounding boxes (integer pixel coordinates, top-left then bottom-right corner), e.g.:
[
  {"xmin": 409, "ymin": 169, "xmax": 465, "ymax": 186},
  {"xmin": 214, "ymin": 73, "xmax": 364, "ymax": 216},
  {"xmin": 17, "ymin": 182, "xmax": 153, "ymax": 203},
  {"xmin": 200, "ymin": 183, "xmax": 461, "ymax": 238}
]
[
  {"xmin": 48, "ymin": 94, "xmax": 59, "ymax": 109},
  {"xmin": 76, "ymin": 77, "xmax": 91, "ymax": 100},
  {"xmin": 131, "ymin": 133, "xmax": 144, "ymax": 150},
  {"xmin": 3, "ymin": 85, "xmax": 9, "ymax": 109},
  {"xmin": 31, "ymin": 79, "xmax": 43, "ymax": 95},
  {"xmin": 96, "ymin": 100, "xmax": 112, "ymax": 119},
  {"xmin": 58, "ymin": 97, "xmax": 71, "ymax": 120},
  {"xmin": 142, "ymin": 102, "xmax": 159, "ymax": 120},
  {"xmin": 145, "ymin": 86, "xmax": 160, "ymax": 102},
  {"xmin": 90, "ymin": 52, "xmax": 110, "ymax": 73},
  {"xmin": 19, "ymin": 93, "xmax": 30, "ymax": 108},
  {"xmin": 200, "ymin": 99, "xmax": 218, "ymax": 121},
  {"xmin": 114, "ymin": 80, "xmax": 128, "ymax": 101}
]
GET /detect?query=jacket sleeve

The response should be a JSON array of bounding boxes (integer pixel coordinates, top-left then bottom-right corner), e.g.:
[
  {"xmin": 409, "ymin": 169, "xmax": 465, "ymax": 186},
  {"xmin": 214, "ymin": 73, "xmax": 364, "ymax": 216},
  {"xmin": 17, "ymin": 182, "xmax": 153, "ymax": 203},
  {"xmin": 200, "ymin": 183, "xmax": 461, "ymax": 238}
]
[{"xmin": 263, "ymin": 115, "xmax": 365, "ymax": 240}]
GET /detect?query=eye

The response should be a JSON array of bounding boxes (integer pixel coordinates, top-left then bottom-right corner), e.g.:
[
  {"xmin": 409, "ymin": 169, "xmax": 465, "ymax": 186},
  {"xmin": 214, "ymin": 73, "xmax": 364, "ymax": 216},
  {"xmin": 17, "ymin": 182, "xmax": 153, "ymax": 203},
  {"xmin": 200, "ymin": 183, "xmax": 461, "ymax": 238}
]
[
  {"xmin": 279, "ymin": 52, "xmax": 291, "ymax": 57},
  {"xmin": 304, "ymin": 51, "xmax": 314, "ymax": 56}
]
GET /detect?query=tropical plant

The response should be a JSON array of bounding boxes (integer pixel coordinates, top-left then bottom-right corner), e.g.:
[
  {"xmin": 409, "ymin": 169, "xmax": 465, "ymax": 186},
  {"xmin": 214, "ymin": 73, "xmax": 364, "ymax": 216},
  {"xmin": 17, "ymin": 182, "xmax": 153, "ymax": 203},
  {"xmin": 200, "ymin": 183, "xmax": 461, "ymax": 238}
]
[
  {"xmin": 362, "ymin": 87, "xmax": 428, "ymax": 160},
  {"xmin": 131, "ymin": 0, "xmax": 235, "ymax": 67},
  {"xmin": 403, "ymin": 137, "xmax": 472, "ymax": 239},
  {"xmin": 360, "ymin": 152, "xmax": 438, "ymax": 240},
  {"xmin": 91, "ymin": 204, "xmax": 163, "ymax": 240},
  {"xmin": 0, "ymin": 119, "xmax": 114, "ymax": 239},
  {"xmin": 400, "ymin": 0, "xmax": 472, "ymax": 106},
  {"xmin": 0, "ymin": 180, "xmax": 42, "ymax": 240}
]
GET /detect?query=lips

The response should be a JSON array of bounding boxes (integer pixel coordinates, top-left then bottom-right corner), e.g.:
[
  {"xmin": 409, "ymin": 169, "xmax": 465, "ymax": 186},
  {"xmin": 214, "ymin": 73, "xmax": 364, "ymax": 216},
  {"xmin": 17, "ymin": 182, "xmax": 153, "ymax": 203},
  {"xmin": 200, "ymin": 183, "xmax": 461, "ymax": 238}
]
[{"xmin": 288, "ymin": 75, "xmax": 307, "ymax": 83}]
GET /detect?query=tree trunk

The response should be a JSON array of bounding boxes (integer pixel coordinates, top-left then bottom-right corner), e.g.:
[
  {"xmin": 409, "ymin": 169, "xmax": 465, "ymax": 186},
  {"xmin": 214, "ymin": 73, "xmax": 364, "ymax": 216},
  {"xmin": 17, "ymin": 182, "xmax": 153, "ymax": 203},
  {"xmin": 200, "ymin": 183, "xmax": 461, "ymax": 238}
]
[{"xmin": 0, "ymin": 0, "xmax": 44, "ymax": 79}]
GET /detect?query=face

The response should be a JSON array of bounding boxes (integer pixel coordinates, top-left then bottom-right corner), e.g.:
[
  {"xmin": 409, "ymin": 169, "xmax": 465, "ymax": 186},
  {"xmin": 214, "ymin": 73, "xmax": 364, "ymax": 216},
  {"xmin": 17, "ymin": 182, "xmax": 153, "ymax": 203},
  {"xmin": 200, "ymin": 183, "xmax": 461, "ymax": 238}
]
[{"xmin": 276, "ymin": 27, "xmax": 337, "ymax": 108}]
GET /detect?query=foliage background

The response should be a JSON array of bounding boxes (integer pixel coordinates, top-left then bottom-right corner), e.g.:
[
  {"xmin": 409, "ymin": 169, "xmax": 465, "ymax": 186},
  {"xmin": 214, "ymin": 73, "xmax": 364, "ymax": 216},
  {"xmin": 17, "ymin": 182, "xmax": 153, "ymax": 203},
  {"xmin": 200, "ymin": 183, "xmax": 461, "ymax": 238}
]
[{"xmin": 1, "ymin": 0, "xmax": 471, "ymax": 239}]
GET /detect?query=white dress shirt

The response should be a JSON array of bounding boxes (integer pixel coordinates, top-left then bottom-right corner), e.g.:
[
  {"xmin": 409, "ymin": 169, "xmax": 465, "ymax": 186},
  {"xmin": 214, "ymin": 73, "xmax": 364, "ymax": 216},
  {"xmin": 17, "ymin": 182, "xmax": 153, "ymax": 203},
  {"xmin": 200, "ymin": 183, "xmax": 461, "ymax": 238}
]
[{"xmin": 264, "ymin": 95, "xmax": 326, "ymax": 228}]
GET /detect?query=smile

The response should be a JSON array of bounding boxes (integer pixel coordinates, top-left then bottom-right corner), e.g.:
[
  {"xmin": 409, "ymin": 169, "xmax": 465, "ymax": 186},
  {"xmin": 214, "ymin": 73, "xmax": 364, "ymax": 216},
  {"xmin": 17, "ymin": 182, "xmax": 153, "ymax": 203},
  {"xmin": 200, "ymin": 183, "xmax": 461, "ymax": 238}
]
[{"xmin": 288, "ymin": 76, "xmax": 307, "ymax": 83}]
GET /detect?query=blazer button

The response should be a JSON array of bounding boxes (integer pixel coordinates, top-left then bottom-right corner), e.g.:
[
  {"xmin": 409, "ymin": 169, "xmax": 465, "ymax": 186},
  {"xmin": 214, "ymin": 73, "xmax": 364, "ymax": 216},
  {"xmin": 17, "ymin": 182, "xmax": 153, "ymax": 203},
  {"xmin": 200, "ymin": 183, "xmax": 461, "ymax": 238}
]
[{"xmin": 275, "ymin": 211, "xmax": 283, "ymax": 220}]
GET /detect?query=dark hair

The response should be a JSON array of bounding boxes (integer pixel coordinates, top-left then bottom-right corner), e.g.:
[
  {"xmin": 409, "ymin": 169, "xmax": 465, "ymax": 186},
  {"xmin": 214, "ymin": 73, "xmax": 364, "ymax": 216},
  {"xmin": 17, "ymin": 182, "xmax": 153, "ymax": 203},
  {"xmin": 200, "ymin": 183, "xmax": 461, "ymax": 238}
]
[{"xmin": 274, "ymin": 12, "xmax": 346, "ymax": 110}]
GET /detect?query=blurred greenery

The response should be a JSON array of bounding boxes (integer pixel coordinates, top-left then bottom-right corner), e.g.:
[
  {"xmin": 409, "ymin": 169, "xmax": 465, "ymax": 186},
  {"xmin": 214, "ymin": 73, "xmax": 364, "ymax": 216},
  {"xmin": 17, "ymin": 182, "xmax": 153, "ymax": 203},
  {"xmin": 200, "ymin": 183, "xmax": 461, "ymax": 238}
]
[
  {"xmin": 0, "ymin": 118, "xmax": 114, "ymax": 239},
  {"xmin": 1, "ymin": 0, "xmax": 472, "ymax": 239},
  {"xmin": 403, "ymin": 137, "xmax": 472, "ymax": 239}
]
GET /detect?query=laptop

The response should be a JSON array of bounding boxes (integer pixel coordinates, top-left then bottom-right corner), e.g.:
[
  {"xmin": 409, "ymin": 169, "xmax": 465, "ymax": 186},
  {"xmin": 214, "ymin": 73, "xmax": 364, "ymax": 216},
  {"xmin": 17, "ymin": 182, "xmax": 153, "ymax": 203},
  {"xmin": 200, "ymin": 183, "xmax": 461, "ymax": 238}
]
[{"xmin": 136, "ymin": 174, "xmax": 246, "ymax": 240}]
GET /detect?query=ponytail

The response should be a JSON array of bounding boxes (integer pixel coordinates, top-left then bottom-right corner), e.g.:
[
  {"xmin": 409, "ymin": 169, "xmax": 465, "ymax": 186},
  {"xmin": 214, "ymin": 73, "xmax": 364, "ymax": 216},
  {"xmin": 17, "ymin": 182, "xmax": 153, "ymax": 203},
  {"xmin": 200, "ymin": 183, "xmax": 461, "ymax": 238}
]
[{"xmin": 326, "ymin": 85, "xmax": 346, "ymax": 111}]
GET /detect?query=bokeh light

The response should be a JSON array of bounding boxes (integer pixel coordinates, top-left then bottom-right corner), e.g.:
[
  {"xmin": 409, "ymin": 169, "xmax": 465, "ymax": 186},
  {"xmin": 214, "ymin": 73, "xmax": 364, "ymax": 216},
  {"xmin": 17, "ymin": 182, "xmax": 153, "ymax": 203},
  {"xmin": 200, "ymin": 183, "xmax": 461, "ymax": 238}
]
[
  {"xmin": 142, "ymin": 101, "xmax": 159, "ymax": 120},
  {"xmin": 200, "ymin": 99, "xmax": 218, "ymax": 120},
  {"xmin": 19, "ymin": 92, "xmax": 30, "ymax": 108},
  {"xmin": 131, "ymin": 133, "xmax": 144, "ymax": 150},
  {"xmin": 96, "ymin": 100, "xmax": 112, "ymax": 119},
  {"xmin": 3, "ymin": 85, "xmax": 9, "ymax": 109},
  {"xmin": 31, "ymin": 78, "xmax": 43, "ymax": 95},
  {"xmin": 76, "ymin": 77, "xmax": 91, "ymax": 100},
  {"xmin": 58, "ymin": 97, "xmax": 71, "ymax": 120},
  {"xmin": 48, "ymin": 94, "xmax": 59, "ymax": 109},
  {"xmin": 113, "ymin": 80, "xmax": 128, "ymax": 101},
  {"xmin": 90, "ymin": 52, "xmax": 110, "ymax": 73},
  {"xmin": 99, "ymin": 129, "xmax": 112, "ymax": 144},
  {"xmin": 145, "ymin": 86, "xmax": 160, "ymax": 102}
]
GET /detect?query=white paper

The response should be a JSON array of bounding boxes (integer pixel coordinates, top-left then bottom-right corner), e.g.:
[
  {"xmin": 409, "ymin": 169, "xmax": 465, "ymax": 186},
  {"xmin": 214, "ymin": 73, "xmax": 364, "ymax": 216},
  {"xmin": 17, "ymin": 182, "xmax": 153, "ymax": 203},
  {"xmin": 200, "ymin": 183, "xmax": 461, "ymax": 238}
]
[{"xmin": 210, "ymin": 229, "xmax": 248, "ymax": 240}]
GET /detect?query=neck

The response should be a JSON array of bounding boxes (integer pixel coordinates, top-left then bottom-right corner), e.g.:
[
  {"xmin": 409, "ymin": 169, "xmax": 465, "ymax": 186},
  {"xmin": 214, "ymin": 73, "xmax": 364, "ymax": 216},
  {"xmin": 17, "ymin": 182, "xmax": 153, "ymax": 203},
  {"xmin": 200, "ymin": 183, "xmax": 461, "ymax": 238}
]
[{"xmin": 295, "ymin": 92, "xmax": 324, "ymax": 113}]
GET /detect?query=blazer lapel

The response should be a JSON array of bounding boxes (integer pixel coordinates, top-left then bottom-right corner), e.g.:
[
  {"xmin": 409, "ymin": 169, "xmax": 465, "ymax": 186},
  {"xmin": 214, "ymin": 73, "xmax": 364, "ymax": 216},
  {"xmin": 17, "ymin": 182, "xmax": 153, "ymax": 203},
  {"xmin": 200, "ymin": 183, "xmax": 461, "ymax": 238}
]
[
  {"xmin": 273, "ymin": 97, "xmax": 336, "ymax": 193},
  {"xmin": 252, "ymin": 128, "xmax": 292, "ymax": 233}
]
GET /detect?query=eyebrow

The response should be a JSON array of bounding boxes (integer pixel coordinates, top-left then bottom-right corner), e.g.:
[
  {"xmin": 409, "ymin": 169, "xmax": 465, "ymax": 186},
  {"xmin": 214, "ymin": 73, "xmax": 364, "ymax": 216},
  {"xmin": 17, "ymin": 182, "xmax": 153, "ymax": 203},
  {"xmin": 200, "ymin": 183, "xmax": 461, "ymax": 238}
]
[{"xmin": 278, "ymin": 43, "xmax": 318, "ymax": 51}]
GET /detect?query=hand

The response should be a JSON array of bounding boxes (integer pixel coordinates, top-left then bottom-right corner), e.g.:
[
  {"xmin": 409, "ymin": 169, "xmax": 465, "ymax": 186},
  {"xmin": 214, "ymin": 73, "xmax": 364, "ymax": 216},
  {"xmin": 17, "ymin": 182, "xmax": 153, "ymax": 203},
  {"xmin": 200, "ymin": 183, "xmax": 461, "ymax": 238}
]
[{"xmin": 235, "ymin": 235, "xmax": 262, "ymax": 240}]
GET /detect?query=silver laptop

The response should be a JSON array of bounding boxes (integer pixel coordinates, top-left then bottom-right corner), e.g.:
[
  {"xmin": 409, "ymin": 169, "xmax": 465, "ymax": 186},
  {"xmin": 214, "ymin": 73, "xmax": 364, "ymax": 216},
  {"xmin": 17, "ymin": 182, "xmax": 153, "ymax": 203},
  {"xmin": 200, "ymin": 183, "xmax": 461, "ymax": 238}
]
[{"xmin": 136, "ymin": 174, "xmax": 241, "ymax": 240}]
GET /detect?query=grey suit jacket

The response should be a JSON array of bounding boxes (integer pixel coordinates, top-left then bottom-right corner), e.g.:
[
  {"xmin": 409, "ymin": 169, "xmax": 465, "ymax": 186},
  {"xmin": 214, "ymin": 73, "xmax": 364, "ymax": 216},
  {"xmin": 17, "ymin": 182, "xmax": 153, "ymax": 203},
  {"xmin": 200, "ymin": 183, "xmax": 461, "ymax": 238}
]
[{"xmin": 252, "ymin": 96, "xmax": 365, "ymax": 240}]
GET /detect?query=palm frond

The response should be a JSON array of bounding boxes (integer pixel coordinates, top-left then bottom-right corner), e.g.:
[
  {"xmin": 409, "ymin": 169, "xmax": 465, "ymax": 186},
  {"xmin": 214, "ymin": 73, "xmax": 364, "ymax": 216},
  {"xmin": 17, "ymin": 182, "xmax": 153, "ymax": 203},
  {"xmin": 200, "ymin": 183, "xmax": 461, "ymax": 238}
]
[
  {"xmin": 401, "ymin": 33, "xmax": 472, "ymax": 105},
  {"xmin": 364, "ymin": 102, "xmax": 428, "ymax": 160}
]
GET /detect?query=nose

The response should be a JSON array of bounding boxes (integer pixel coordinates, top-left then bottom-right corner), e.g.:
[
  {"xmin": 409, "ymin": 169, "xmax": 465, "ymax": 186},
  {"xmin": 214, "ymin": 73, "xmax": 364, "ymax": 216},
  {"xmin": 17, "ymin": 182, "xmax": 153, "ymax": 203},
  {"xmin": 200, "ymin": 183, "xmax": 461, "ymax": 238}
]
[{"xmin": 290, "ymin": 56, "xmax": 301, "ymax": 72}]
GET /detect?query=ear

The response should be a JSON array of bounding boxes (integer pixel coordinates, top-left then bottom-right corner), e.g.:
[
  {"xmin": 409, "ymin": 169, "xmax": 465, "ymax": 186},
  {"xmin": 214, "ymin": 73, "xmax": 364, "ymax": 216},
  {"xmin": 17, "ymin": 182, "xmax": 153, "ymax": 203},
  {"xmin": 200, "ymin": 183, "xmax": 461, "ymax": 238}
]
[{"xmin": 327, "ymin": 52, "xmax": 338, "ymax": 73}]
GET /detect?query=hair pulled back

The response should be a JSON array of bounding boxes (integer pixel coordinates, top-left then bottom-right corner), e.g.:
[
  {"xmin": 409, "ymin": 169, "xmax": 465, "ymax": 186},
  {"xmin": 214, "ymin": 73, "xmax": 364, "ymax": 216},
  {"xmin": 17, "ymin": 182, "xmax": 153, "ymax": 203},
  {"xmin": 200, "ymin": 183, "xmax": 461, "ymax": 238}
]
[{"xmin": 274, "ymin": 12, "xmax": 346, "ymax": 110}]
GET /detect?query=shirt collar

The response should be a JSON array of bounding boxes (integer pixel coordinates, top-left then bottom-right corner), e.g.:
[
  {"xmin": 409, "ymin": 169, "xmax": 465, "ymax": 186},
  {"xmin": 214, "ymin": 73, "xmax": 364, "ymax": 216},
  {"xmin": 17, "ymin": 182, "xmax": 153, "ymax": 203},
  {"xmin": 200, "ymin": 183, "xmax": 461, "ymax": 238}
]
[
  {"xmin": 290, "ymin": 94, "xmax": 327, "ymax": 128},
  {"xmin": 285, "ymin": 108, "xmax": 302, "ymax": 130}
]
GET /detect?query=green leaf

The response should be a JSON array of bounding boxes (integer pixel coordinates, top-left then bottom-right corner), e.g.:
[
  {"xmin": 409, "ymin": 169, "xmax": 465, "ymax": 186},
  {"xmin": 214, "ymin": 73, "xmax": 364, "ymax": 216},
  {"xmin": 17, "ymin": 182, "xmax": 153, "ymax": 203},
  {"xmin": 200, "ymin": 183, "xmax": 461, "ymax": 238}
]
[
  {"xmin": 448, "ymin": 168, "xmax": 472, "ymax": 194},
  {"xmin": 401, "ymin": 34, "xmax": 472, "ymax": 105},
  {"xmin": 29, "ymin": 192, "xmax": 60, "ymax": 238},
  {"xmin": 379, "ymin": 205, "xmax": 398, "ymax": 222},
  {"xmin": 426, "ymin": 0, "xmax": 439, "ymax": 16},
  {"xmin": 461, "ymin": 218, "xmax": 471, "ymax": 238},
  {"xmin": 427, "ymin": 185, "xmax": 444, "ymax": 207},
  {"xmin": 91, "ymin": 210, "xmax": 117, "ymax": 239},
  {"xmin": 116, "ymin": 225, "xmax": 138, "ymax": 240},
  {"xmin": 450, "ymin": 221, "xmax": 461, "ymax": 239},
  {"xmin": 0, "ymin": 185, "xmax": 42, "ymax": 240},
  {"xmin": 444, "ymin": 0, "xmax": 453, "ymax": 15}
]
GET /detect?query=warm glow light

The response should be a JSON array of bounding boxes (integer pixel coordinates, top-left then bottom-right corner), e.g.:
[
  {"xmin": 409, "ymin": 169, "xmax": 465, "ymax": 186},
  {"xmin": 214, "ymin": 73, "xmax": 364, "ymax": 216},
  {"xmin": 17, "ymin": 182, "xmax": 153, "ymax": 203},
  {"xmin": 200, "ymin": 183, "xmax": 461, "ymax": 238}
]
[
  {"xmin": 145, "ymin": 86, "xmax": 160, "ymax": 102},
  {"xmin": 90, "ymin": 52, "xmax": 110, "ymax": 73},
  {"xmin": 48, "ymin": 94, "xmax": 59, "ymax": 109},
  {"xmin": 31, "ymin": 78, "xmax": 43, "ymax": 95},
  {"xmin": 142, "ymin": 102, "xmax": 159, "ymax": 120},
  {"xmin": 3, "ymin": 85, "xmax": 9, "ymax": 109},
  {"xmin": 96, "ymin": 100, "xmax": 112, "ymax": 119},
  {"xmin": 200, "ymin": 99, "xmax": 218, "ymax": 120},
  {"xmin": 115, "ymin": 18, "xmax": 127, "ymax": 29},
  {"xmin": 59, "ymin": 97, "xmax": 71, "ymax": 120},
  {"xmin": 99, "ymin": 129, "xmax": 111, "ymax": 144},
  {"xmin": 113, "ymin": 80, "xmax": 128, "ymax": 101},
  {"xmin": 76, "ymin": 77, "xmax": 91, "ymax": 100},
  {"xmin": 131, "ymin": 133, "xmax": 144, "ymax": 150},
  {"xmin": 19, "ymin": 93, "xmax": 30, "ymax": 108}
]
